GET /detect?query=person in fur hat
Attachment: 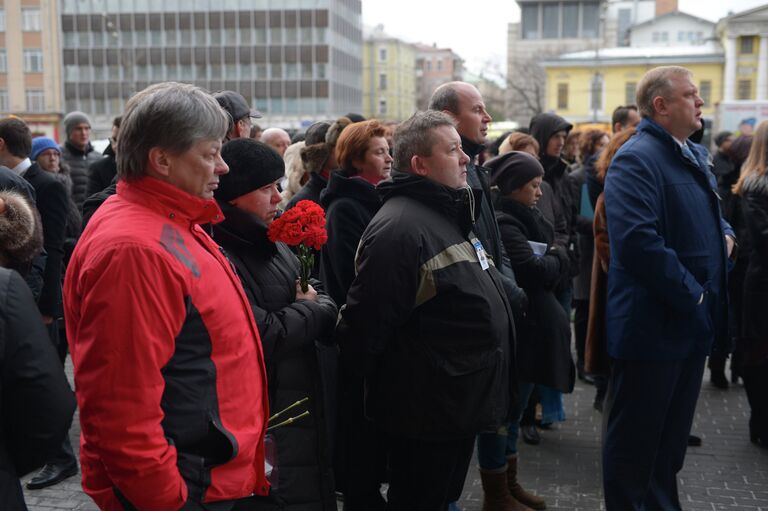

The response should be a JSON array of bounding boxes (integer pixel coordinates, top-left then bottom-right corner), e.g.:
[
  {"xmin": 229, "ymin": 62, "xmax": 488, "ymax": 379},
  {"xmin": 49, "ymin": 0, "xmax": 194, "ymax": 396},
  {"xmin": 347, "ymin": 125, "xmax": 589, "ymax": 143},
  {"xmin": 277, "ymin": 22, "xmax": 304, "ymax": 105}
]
[
  {"xmin": 285, "ymin": 117, "xmax": 352, "ymax": 211},
  {"xmin": 0, "ymin": 189, "xmax": 76, "ymax": 511}
]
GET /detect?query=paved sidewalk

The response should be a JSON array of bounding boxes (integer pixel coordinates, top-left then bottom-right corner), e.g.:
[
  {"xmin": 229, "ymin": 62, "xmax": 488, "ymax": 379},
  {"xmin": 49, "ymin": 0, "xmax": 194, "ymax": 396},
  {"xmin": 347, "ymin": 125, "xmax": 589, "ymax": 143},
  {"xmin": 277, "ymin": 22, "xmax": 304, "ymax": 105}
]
[{"xmin": 22, "ymin": 362, "xmax": 768, "ymax": 510}]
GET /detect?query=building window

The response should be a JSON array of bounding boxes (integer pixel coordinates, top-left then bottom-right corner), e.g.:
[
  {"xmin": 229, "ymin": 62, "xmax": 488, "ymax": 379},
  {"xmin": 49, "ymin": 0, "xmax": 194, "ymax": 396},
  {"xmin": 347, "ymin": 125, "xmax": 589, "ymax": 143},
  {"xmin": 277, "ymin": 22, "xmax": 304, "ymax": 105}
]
[
  {"xmin": 437, "ymin": 59, "xmax": 443, "ymax": 71},
  {"xmin": 557, "ymin": 83, "xmax": 568, "ymax": 110},
  {"xmin": 661, "ymin": 32, "xmax": 668, "ymax": 43},
  {"xmin": 379, "ymin": 47, "xmax": 387, "ymax": 62},
  {"xmin": 625, "ymin": 82, "xmax": 636, "ymax": 106},
  {"xmin": 590, "ymin": 73, "xmax": 603, "ymax": 113},
  {"xmin": 700, "ymin": 80, "xmax": 711, "ymax": 106},
  {"xmin": 738, "ymin": 79, "xmax": 752, "ymax": 100},
  {"xmin": 379, "ymin": 73, "xmax": 387, "ymax": 90},
  {"xmin": 581, "ymin": 2, "xmax": 600, "ymax": 38},
  {"xmin": 542, "ymin": 3, "xmax": 560, "ymax": 39},
  {"xmin": 0, "ymin": 90, "xmax": 7, "ymax": 112},
  {"xmin": 616, "ymin": 7, "xmax": 631, "ymax": 45},
  {"xmin": 740, "ymin": 36, "xmax": 754, "ymax": 54},
  {"xmin": 652, "ymin": 31, "xmax": 659, "ymax": 43},
  {"xmin": 426, "ymin": 60, "xmax": 431, "ymax": 71},
  {"xmin": 378, "ymin": 97, "xmax": 387, "ymax": 115},
  {"xmin": 22, "ymin": 8, "xmax": 41, "ymax": 31},
  {"xmin": 0, "ymin": 10, "xmax": 5, "ymax": 32},
  {"xmin": 23, "ymin": 50, "xmax": 43, "ymax": 72},
  {"xmin": 25, "ymin": 90, "xmax": 45, "ymax": 112},
  {"xmin": 521, "ymin": 3, "xmax": 539, "ymax": 39},
  {"xmin": 678, "ymin": 31, "xmax": 685, "ymax": 42},
  {"xmin": 0, "ymin": 50, "xmax": 6, "ymax": 73}
]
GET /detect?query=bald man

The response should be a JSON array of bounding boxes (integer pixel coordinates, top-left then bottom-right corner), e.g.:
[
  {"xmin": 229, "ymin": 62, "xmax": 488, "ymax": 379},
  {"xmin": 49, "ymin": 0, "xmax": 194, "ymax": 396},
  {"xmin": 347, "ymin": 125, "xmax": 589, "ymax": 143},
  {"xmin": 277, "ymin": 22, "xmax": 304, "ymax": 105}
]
[{"xmin": 261, "ymin": 128, "xmax": 291, "ymax": 157}]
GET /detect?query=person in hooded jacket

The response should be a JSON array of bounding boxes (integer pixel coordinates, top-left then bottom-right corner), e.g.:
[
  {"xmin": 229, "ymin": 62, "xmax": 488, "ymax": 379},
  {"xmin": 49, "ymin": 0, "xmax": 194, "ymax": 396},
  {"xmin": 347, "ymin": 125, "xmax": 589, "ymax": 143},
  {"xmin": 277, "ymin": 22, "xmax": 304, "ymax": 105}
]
[
  {"xmin": 338, "ymin": 111, "xmax": 516, "ymax": 511},
  {"xmin": 212, "ymin": 138, "xmax": 339, "ymax": 510},
  {"xmin": 0, "ymin": 190, "xmax": 76, "ymax": 511},
  {"xmin": 318, "ymin": 120, "xmax": 389, "ymax": 510}
]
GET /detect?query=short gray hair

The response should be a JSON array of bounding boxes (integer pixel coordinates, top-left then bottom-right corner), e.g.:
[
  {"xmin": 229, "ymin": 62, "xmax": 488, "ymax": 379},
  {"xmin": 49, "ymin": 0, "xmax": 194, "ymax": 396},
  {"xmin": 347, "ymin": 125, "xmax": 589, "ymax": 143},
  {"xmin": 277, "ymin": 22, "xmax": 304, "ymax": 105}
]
[
  {"xmin": 428, "ymin": 83, "xmax": 461, "ymax": 114},
  {"xmin": 117, "ymin": 82, "xmax": 229, "ymax": 181},
  {"xmin": 393, "ymin": 111, "xmax": 456, "ymax": 172},
  {"xmin": 636, "ymin": 66, "xmax": 692, "ymax": 119}
]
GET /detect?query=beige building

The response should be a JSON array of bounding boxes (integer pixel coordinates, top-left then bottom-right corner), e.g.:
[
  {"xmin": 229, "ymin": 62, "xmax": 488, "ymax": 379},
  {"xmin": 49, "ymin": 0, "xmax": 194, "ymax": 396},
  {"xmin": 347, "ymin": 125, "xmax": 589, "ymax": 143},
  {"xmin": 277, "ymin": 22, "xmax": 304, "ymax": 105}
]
[
  {"xmin": 362, "ymin": 25, "xmax": 417, "ymax": 121},
  {"xmin": 0, "ymin": 0, "xmax": 64, "ymax": 139},
  {"xmin": 717, "ymin": 4, "xmax": 768, "ymax": 102},
  {"xmin": 414, "ymin": 43, "xmax": 464, "ymax": 110}
]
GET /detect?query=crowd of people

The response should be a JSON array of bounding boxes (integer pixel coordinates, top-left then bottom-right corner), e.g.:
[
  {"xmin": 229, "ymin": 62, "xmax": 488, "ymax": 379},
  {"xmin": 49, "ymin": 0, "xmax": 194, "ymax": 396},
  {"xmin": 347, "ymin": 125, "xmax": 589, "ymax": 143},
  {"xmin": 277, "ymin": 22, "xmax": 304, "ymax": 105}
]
[{"xmin": 0, "ymin": 63, "xmax": 766, "ymax": 511}]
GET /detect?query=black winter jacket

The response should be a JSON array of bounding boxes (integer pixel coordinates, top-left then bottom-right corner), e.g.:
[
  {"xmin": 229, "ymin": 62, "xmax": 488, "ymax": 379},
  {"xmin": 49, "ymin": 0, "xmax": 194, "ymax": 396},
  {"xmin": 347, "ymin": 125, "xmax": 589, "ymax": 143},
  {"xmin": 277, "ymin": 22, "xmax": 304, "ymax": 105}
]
[
  {"xmin": 60, "ymin": 142, "xmax": 102, "ymax": 212},
  {"xmin": 339, "ymin": 172, "xmax": 516, "ymax": 440},
  {"xmin": 86, "ymin": 143, "xmax": 117, "ymax": 197},
  {"xmin": 462, "ymin": 137, "xmax": 528, "ymax": 316},
  {"xmin": 739, "ymin": 173, "xmax": 768, "ymax": 365},
  {"xmin": 285, "ymin": 172, "xmax": 328, "ymax": 211},
  {"xmin": 495, "ymin": 197, "xmax": 575, "ymax": 393},
  {"xmin": 319, "ymin": 170, "xmax": 381, "ymax": 307},
  {"xmin": 212, "ymin": 202, "xmax": 338, "ymax": 511},
  {"xmin": 23, "ymin": 163, "xmax": 68, "ymax": 319},
  {"xmin": 0, "ymin": 268, "xmax": 76, "ymax": 510}
]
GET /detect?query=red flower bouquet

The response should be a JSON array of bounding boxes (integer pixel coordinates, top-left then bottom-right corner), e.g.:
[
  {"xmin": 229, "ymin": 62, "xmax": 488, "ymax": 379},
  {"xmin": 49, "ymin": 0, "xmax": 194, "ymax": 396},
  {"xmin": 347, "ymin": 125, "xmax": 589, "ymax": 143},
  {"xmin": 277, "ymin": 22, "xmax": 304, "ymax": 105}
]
[{"xmin": 268, "ymin": 200, "xmax": 328, "ymax": 292}]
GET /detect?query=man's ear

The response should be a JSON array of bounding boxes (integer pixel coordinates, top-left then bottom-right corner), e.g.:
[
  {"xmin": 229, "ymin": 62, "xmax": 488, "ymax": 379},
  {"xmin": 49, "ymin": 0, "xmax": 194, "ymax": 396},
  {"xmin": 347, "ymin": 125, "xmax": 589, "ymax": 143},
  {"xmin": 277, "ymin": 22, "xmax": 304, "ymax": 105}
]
[
  {"xmin": 652, "ymin": 96, "xmax": 667, "ymax": 117},
  {"xmin": 146, "ymin": 147, "xmax": 171, "ymax": 177},
  {"xmin": 411, "ymin": 154, "xmax": 428, "ymax": 177}
]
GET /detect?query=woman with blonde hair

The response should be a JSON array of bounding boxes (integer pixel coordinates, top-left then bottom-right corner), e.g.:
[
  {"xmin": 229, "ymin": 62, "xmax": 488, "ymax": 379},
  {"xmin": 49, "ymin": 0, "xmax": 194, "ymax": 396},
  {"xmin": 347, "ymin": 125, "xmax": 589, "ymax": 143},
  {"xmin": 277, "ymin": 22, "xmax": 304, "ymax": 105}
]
[
  {"xmin": 499, "ymin": 132, "xmax": 540, "ymax": 159},
  {"xmin": 733, "ymin": 120, "xmax": 768, "ymax": 448},
  {"xmin": 279, "ymin": 140, "xmax": 307, "ymax": 208}
]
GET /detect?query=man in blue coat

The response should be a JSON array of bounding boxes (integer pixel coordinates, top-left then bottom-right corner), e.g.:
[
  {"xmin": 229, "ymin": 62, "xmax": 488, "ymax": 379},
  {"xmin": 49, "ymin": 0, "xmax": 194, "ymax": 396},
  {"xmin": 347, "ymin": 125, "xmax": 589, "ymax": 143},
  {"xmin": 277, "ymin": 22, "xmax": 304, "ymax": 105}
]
[{"xmin": 602, "ymin": 66, "xmax": 735, "ymax": 510}]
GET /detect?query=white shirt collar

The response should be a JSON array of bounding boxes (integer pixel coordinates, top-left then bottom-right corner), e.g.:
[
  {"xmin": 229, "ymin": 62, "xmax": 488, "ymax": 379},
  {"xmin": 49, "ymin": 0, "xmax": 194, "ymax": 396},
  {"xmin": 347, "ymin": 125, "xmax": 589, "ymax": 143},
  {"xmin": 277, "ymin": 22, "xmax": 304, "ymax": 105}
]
[{"xmin": 11, "ymin": 158, "xmax": 32, "ymax": 176}]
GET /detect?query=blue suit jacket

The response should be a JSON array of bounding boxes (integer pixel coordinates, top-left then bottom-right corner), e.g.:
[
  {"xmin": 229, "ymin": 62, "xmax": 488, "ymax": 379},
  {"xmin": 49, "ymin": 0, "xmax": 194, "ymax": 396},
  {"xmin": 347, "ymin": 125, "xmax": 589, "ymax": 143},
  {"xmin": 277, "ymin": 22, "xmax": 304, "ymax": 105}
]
[{"xmin": 604, "ymin": 118, "xmax": 733, "ymax": 361}]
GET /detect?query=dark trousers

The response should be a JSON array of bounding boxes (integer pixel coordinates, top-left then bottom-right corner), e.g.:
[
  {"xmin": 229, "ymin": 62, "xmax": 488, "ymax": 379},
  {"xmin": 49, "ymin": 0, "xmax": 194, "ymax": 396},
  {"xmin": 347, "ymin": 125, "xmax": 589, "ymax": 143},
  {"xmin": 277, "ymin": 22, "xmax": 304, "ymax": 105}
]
[
  {"xmin": 742, "ymin": 362, "xmax": 768, "ymax": 442},
  {"xmin": 386, "ymin": 436, "xmax": 475, "ymax": 511},
  {"xmin": 573, "ymin": 299, "xmax": 589, "ymax": 374},
  {"xmin": 602, "ymin": 355, "xmax": 706, "ymax": 510},
  {"xmin": 45, "ymin": 320, "xmax": 77, "ymax": 466}
]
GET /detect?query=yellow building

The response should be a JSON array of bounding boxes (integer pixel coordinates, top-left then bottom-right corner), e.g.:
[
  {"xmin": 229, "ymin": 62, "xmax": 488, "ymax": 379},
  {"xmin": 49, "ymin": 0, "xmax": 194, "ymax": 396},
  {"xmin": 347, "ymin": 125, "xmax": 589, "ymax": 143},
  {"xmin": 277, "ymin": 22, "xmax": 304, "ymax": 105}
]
[
  {"xmin": 0, "ymin": 0, "xmax": 64, "ymax": 139},
  {"xmin": 362, "ymin": 25, "xmax": 417, "ymax": 121},
  {"xmin": 541, "ymin": 45, "xmax": 724, "ymax": 125},
  {"xmin": 717, "ymin": 4, "xmax": 768, "ymax": 102}
]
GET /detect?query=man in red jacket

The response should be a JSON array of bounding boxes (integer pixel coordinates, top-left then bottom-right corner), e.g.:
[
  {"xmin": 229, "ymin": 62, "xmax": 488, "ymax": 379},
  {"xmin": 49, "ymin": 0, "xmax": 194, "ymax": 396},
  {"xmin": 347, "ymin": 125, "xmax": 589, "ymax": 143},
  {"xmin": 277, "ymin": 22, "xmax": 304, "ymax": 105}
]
[{"xmin": 64, "ymin": 82, "xmax": 270, "ymax": 511}]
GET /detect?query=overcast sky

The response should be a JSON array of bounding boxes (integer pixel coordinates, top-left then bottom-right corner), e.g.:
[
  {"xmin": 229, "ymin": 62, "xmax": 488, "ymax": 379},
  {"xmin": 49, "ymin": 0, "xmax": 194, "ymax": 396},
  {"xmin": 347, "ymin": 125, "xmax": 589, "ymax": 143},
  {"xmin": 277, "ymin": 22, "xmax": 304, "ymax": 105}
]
[{"xmin": 361, "ymin": 0, "xmax": 767, "ymax": 78}]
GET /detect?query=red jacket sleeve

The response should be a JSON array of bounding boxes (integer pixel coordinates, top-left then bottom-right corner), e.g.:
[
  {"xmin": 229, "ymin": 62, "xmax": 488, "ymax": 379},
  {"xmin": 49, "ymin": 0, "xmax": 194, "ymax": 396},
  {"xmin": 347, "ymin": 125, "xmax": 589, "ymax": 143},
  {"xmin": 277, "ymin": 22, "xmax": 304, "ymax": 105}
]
[{"xmin": 69, "ymin": 243, "xmax": 189, "ymax": 510}]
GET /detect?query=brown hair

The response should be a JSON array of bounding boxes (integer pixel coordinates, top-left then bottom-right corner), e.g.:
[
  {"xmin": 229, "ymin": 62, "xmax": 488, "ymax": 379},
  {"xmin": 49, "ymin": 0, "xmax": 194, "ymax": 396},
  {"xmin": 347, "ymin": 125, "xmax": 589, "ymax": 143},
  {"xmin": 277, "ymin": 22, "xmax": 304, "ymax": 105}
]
[
  {"xmin": 579, "ymin": 129, "xmax": 609, "ymax": 160},
  {"xmin": 595, "ymin": 128, "xmax": 637, "ymax": 184},
  {"xmin": 335, "ymin": 119, "xmax": 387, "ymax": 173},
  {"xmin": 499, "ymin": 132, "xmax": 539, "ymax": 156},
  {"xmin": 734, "ymin": 121, "xmax": 768, "ymax": 195}
]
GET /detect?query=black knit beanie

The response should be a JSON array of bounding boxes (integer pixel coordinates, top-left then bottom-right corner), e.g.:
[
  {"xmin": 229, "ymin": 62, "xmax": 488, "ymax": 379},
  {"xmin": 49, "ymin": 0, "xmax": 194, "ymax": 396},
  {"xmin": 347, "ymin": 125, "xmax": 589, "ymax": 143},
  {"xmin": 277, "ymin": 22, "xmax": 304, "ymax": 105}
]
[
  {"xmin": 217, "ymin": 139, "xmax": 285, "ymax": 202},
  {"xmin": 487, "ymin": 151, "xmax": 545, "ymax": 195}
]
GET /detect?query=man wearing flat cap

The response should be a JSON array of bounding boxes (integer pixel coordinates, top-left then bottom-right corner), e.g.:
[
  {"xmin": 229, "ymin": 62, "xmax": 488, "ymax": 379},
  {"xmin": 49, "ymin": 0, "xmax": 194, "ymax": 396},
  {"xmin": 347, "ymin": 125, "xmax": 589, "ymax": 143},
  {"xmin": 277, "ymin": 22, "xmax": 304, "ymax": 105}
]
[{"xmin": 214, "ymin": 90, "xmax": 262, "ymax": 142}]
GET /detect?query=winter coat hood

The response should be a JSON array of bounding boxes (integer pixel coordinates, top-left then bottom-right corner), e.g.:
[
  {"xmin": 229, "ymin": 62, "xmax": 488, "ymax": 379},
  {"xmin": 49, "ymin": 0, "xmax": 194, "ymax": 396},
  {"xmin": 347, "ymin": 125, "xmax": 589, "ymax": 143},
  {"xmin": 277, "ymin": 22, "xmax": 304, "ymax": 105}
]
[{"xmin": 529, "ymin": 113, "xmax": 572, "ymax": 174}]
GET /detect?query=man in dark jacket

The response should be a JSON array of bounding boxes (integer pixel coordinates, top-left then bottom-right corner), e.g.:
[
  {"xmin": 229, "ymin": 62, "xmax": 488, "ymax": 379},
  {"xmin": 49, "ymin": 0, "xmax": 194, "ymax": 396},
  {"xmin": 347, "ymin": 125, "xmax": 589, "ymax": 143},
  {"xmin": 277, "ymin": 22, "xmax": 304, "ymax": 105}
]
[
  {"xmin": 0, "ymin": 117, "xmax": 78, "ymax": 489},
  {"xmin": 0, "ymin": 190, "xmax": 76, "ymax": 511},
  {"xmin": 429, "ymin": 82, "xmax": 527, "ymax": 313},
  {"xmin": 339, "ymin": 111, "xmax": 516, "ymax": 510},
  {"xmin": 60, "ymin": 111, "xmax": 102, "ymax": 211},
  {"xmin": 213, "ymin": 139, "xmax": 338, "ymax": 510},
  {"xmin": 602, "ymin": 66, "xmax": 735, "ymax": 510},
  {"xmin": 85, "ymin": 116, "xmax": 120, "ymax": 197}
]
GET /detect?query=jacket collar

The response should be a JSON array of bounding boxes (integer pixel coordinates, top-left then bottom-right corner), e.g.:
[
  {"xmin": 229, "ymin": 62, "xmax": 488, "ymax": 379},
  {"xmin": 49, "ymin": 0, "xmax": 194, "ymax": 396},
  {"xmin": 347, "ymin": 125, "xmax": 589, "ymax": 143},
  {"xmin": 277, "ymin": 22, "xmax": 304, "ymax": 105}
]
[
  {"xmin": 320, "ymin": 169, "xmax": 380, "ymax": 208},
  {"xmin": 637, "ymin": 118, "xmax": 709, "ymax": 170},
  {"xmin": 117, "ymin": 176, "xmax": 224, "ymax": 227},
  {"xmin": 213, "ymin": 200, "xmax": 276, "ymax": 256},
  {"xmin": 460, "ymin": 136, "xmax": 485, "ymax": 159},
  {"xmin": 65, "ymin": 140, "xmax": 94, "ymax": 157}
]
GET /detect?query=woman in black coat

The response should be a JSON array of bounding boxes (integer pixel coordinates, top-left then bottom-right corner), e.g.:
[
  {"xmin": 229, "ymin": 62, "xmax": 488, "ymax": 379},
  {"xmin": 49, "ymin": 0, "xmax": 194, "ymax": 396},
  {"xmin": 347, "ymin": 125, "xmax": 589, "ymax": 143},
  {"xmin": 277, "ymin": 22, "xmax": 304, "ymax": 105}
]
[
  {"xmin": 474, "ymin": 151, "xmax": 573, "ymax": 510},
  {"xmin": 319, "ymin": 120, "xmax": 389, "ymax": 307},
  {"xmin": 319, "ymin": 120, "xmax": 390, "ymax": 510},
  {"xmin": 0, "ymin": 190, "xmax": 76, "ymax": 510},
  {"xmin": 212, "ymin": 139, "xmax": 339, "ymax": 509},
  {"xmin": 733, "ymin": 121, "xmax": 768, "ymax": 449}
]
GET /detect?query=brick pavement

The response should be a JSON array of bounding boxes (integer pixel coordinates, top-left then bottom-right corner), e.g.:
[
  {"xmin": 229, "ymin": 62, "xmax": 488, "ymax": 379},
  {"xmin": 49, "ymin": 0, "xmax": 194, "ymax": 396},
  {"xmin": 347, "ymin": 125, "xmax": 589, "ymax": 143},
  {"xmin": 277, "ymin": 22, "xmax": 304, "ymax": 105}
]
[{"xmin": 22, "ymin": 361, "xmax": 768, "ymax": 510}]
